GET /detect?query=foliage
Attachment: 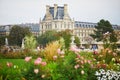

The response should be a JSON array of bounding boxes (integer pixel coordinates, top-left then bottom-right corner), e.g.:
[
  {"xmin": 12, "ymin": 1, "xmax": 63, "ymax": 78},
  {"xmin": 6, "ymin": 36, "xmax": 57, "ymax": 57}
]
[
  {"xmin": 9, "ymin": 25, "xmax": 31, "ymax": 46},
  {"xmin": 74, "ymin": 36, "xmax": 80, "ymax": 47},
  {"xmin": 43, "ymin": 41, "xmax": 61, "ymax": 61},
  {"xmin": 91, "ymin": 19, "xmax": 117, "ymax": 42},
  {"xmin": 58, "ymin": 29, "xmax": 72, "ymax": 49},
  {"xmin": 24, "ymin": 35, "xmax": 37, "ymax": 50},
  {"xmin": 91, "ymin": 19, "xmax": 118, "ymax": 51},
  {"xmin": 93, "ymin": 48, "xmax": 120, "ymax": 71},
  {"xmin": 0, "ymin": 59, "xmax": 27, "ymax": 80},
  {"xmin": 37, "ymin": 30, "xmax": 59, "ymax": 47},
  {"xmin": 0, "ymin": 49, "xmax": 42, "ymax": 59},
  {"xmin": 0, "ymin": 36, "xmax": 6, "ymax": 47},
  {"xmin": 91, "ymin": 19, "xmax": 114, "ymax": 41},
  {"xmin": 0, "ymin": 40, "xmax": 120, "ymax": 80}
]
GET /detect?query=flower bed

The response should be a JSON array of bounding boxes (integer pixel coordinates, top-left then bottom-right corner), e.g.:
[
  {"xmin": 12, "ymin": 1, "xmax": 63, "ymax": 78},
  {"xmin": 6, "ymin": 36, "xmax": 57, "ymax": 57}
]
[{"xmin": 0, "ymin": 41, "xmax": 120, "ymax": 80}]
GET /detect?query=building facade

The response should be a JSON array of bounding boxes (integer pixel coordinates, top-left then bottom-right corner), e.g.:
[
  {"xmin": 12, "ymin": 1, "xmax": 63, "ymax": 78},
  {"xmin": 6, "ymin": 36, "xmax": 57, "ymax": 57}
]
[
  {"xmin": 40, "ymin": 4, "xmax": 74, "ymax": 34},
  {"xmin": 40, "ymin": 4, "xmax": 120, "ymax": 48}
]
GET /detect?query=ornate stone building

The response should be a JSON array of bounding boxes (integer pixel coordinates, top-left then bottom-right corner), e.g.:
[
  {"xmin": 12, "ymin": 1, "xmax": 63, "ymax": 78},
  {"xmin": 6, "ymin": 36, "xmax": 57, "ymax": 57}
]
[
  {"xmin": 40, "ymin": 4, "xmax": 74, "ymax": 34},
  {"xmin": 40, "ymin": 4, "xmax": 120, "ymax": 49}
]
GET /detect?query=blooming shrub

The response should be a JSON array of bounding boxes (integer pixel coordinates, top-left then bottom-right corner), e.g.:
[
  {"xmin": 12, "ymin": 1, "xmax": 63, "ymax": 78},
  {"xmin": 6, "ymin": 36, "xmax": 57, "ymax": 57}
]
[{"xmin": 0, "ymin": 40, "xmax": 120, "ymax": 80}]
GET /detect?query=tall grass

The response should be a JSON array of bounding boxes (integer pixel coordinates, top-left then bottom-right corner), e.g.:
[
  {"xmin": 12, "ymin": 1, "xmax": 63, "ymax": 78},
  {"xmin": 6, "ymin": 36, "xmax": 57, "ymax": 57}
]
[{"xmin": 44, "ymin": 41, "xmax": 61, "ymax": 61}]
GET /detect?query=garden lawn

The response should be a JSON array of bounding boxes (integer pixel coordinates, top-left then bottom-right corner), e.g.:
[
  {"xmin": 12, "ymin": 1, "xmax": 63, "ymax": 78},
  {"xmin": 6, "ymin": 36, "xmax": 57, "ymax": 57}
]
[
  {"xmin": 0, "ymin": 59, "xmax": 26, "ymax": 68},
  {"xmin": 0, "ymin": 59, "xmax": 32, "ymax": 79}
]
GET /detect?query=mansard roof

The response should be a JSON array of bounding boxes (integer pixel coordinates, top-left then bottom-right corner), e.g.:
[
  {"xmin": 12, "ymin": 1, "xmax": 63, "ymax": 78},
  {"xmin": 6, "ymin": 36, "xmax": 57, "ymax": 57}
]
[
  {"xmin": 43, "ymin": 6, "xmax": 64, "ymax": 21},
  {"xmin": 75, "ymin": 21, "xmax": 97, "ymax": 28},
  {"xmin": 75, "ymin": 21, "xmax": 120, "ymax": 30}
]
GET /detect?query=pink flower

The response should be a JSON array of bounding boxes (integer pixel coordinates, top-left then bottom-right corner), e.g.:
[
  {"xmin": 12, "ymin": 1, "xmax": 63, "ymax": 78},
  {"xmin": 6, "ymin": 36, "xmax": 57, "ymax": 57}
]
[
  {"xmin": 80, "ymin": 60, "xmax": 84, "ymax": 64},
  {"xmin": 25, "ymin": 57, "xmax": 32, "ymax": 62},
  {"xmin": 57, "ymin": 49, "xmax": 65, "ymax": 54},
  {"xmin": 34, "ymin": 69, "xmax": 39, "ymax": 74},
  {"xmin": 70, "ymin": 45, "xmax": 80, "ymax": 53},
  {"xmin": 6, "ymin": 62, "xmax": 13, "ymax": 67},
  {"xmin": 41, "ymin": 62, "xmax": 47, "ymax": 66},
  {"xmin": 113, "ymin": 52, "xmax": 117, "ymax": 56},
  {"xmin": 37, "ymin": 57, "xmax": 42, "ymax": 61},
  {"xmin": 74, "ymin": 64, "xmax": 79, "ymax": 69},
  {"xmin": 57, "ymin": 49, "xmax": 61, "ymax": 54},
  {"xmin": 87, "ymin": 60, "xmax": 91, "ymax": 64},
  {"xmin": 93, "ymin": 51, "xmax": 98, "ymax": 55},
  {"xmin": 81, "ymin": 70, "xmax": 84, "ymax": 74},
  {"xmin": 34, "ymin": 57, "xmax": 42, "ymax": 65},
  {"xmin": 77, "ymin": 54, "xmax": 81, "ymax": 58},
  {"xmin": 53, "ymin": 55, "xmax": 58, "ymax": 60}
]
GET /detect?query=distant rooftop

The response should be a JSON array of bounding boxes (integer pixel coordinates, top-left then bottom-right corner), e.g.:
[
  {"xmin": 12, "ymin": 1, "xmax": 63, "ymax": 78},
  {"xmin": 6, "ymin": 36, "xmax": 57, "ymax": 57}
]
[
  {"xmin": 43, "ymin": 4, "xmax": 70, "ymax": 21},
  {"xmin": 75, "ymin": 21, "xmax": 120, "ymax": 30}
]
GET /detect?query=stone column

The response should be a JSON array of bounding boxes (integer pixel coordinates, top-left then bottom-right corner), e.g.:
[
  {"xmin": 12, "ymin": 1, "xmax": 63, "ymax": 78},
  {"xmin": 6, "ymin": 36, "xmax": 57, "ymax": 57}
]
[
  {"xmin": 46, "ymin": 5, "xmax": 50, "ymax": 15},
  {"xmin": 64, "ymin": 4, "xmax": 68, "ymax": 16},
  {"xmin": 54, "ymin": 4, "xmax": 57, "ymax": 18}
]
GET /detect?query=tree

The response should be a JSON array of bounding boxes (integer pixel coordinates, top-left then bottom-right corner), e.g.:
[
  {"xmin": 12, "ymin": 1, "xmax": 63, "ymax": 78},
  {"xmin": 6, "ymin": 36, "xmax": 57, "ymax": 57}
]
[
  {"xmin": 24, "ymin": 35, "xmax": 37, "ymax": 49},
  {"xmin": 58, "ymin": 29, "xmax": 72, "ymax": 49},
  {"xmin": 9, "ymin": 25, "xmax": 31, "ymax": 46},
  {"xmin": 74, "ymin": 36, "xmax": 80, "ymax": 47},
  {"xmin": 91, "ymin": 19, "xmax": 118, "ymax": 50},
  {"xmin": 91, "ymin": 19, "xmax": 114, "ymax": 41},
  {"xmin": 37, "ymin": 30, "xmax": 60, "ymax": 47},
  {"xmin": 0, "ymin": 36, "xmax": 6, "ymax": 47}
]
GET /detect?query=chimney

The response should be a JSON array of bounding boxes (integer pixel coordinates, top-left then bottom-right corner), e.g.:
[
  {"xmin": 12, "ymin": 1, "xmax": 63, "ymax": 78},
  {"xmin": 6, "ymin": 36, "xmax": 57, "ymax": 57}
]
[
  {"xmin": 64, "ymin": 4, "xmax": 68, "ymax": 15},
  {"xmin": 54, "ymin": 4, "xmax": 58, "ymax": 18},
  {"xmin": 46, "ymin": 5, "xmax": 50, "ymax": 15}
]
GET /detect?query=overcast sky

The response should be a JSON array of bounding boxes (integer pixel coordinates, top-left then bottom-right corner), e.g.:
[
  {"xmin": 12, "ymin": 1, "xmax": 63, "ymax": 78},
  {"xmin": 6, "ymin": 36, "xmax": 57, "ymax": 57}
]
[{"xmin": 0, "ymin": 0, "xmax": 120, "ymax": 25}]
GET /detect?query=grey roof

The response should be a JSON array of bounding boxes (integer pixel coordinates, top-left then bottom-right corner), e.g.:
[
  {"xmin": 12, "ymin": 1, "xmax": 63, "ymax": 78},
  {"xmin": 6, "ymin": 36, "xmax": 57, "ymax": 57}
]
[
  {"xmin": 0, "ymin": 25, "xmax": 12, "ymax": 32},
  {"xmin": 19, "ymin": 23, "xmax": 40, "ymax": 32},
  {"xmin": 75, "ymin": 21, "xmax": 120, "ymax": 30},
  {"xmin": 43, "ymin": 7, "xmax": 64, "ymax": 20},
  {"xmin": 75, "ymin": 21, "xmax": 97, "ymax": 28}
]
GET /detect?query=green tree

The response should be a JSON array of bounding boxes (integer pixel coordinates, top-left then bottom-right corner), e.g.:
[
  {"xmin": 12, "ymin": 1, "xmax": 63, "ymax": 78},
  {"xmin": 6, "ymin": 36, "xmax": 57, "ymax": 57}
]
[
  {"xmin": 91, "ymin": 19, "xmax": 118, "ymax": 50},
  {"xmin": 91, "ymin": 19, "xmax": 113, "ymax": 41},
  {"xmin": 58, "ymin": 29, "xmax": 72, "ymax": 49},
  {"xmin": 24, "ymin": 35, "xmax": 37, "ymax": 49},
  {"xmin": 37, "ymin": 30, "xmax": 60, "ymax": 47},
  {"xmin": 0, "ymin": 36, "xmax": 6, "ymax": 47},
  {"xmin": 9, "ymin": 25, "xmax": 31, "ymax": 46},
  {"xmin": 74, "ymin": 36, "xmax": 80, "ymax": 47}
]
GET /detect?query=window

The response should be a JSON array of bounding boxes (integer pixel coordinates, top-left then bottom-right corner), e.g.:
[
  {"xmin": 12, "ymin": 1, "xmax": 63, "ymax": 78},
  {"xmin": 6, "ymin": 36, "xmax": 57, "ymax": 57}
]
[
  {"xmin": 61, "ymin": 23, "xmax": 62, "ymax": 28},
  {"xmin": 64, "ymin": 23, "xmax": 66, "ymax": 28},
  {"xmin": 41, "ymin": 25, "xmax": 43, "ymax": 29},
  {"xmin": 55, "ymin": 23, "xmax": 57, "ymax": 28}
]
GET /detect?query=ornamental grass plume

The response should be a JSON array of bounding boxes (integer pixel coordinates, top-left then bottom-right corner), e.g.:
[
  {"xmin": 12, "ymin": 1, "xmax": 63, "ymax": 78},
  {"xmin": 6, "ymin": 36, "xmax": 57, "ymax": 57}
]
[{"xmin": 44, "ymin": 41, "xmax": 61, "ymax": 61}]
